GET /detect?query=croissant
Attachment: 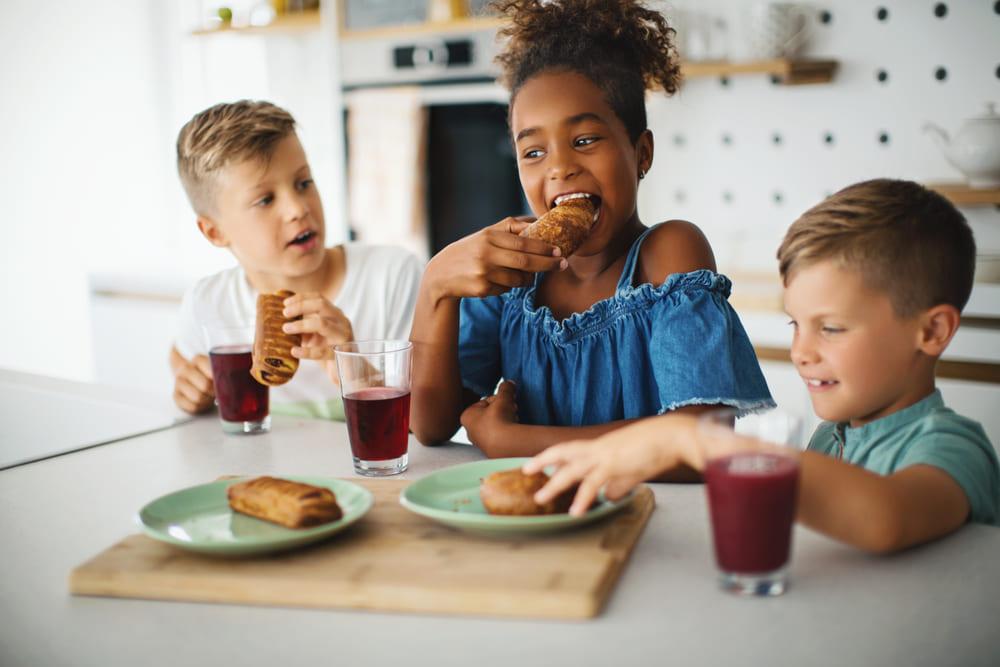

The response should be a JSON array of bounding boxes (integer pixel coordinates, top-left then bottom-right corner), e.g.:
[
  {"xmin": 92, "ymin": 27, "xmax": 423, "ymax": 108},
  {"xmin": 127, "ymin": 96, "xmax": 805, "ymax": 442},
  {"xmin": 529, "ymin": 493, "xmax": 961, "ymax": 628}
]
[
  {"xmin": 251, "ymin": 290, "xmax": 300, "ymax": 387},
  {"xmin": 227, "ymin": 476, "xmax": 343, "ymax": 529},
  {"xmin": 519, "ymin": 197, "xmax": 596, "ymax": 258}
]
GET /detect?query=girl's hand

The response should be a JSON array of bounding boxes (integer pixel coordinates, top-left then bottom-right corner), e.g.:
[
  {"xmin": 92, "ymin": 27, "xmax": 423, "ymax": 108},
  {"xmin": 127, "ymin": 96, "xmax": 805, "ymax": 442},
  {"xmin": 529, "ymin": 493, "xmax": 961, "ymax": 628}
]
[
  {"xmin": 426, "ymin": 217, "xmax": 567, "ymax": 302},
  {"xmin": 523, "ymin": 416, "xmax": 702, "ymax": 516},
  {"xmin": 460, "ymin": 380, "xmax": 519, "ymax": 454},
  {"xmin": 172, "ymin": 354, "xmax": 215, "ymax": 414},
  {"xmin": 281, "ymin": 293, "xmax": 354, "ymax": 382}
]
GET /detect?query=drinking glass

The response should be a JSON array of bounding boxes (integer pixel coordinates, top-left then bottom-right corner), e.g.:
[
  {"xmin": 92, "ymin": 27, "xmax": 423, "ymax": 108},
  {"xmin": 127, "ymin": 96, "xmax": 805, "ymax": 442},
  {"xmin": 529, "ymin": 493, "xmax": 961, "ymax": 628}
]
[
  {"xmin": 203, "ymin": 325, "xmax": 270, "ymax": 435},
  {"xmin": 334, "ymin": 340, "xmax": 412, "ymax": 476},
  {"xmin": 697, "ymin": 408, "xmax": 803, "ymax": 596}
]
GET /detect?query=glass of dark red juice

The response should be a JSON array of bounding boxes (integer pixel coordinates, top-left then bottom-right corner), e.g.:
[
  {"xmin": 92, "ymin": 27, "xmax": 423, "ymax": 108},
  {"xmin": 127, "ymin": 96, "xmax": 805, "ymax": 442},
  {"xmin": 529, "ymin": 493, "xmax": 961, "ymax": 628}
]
[
  {"xmin": 334, "ymin": 340, "xmax": 411, "ymax": 476},
  {"xmin": 203, "ymin": 325, "xmax": 270, "ymax": 435},
  {"xmin": 698, "ymin": 409, "xmax": 803, "ymax": 596}
]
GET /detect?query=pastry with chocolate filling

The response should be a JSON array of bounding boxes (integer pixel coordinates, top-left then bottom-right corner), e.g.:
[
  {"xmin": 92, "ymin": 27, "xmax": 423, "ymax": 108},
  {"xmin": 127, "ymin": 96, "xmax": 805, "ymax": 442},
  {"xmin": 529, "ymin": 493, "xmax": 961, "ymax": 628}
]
[
  {"xmin": 227, "ymin": 476, "xmax": 343, "ymax": 529},
  {"xmin": 480, "ymin": 469, "xmax": 576, "ymax": 516},
  {"xmin": 519, "ymin": 195, "xmax": 596, "ymax": 258},
  {"xmin": 251, "ymin": 290, "xmax": 300, "ymax": 386}
]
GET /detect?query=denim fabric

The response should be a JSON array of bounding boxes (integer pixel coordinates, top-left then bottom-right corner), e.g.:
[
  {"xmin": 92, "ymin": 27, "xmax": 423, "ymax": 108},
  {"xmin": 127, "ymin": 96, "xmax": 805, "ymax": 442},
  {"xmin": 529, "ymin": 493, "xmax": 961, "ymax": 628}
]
[{"xmin": 458, "ymin": 224, "xmax": 774, "ymax": 426}]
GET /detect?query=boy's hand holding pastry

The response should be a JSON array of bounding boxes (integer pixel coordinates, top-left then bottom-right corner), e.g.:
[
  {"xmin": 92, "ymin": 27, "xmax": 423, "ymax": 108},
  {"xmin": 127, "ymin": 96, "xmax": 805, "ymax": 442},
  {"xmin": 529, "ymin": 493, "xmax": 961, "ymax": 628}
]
[
  {"xmin": 460, "ymin": 380, "xmax": 519, "ymax": 454},
  {"xmin": 280, "ymin": 292, "xmax": 354, "ymax": 360},
  {"xmin": 426, "ymin": 217, "xmax": 567, "ymax": 303},
  {"xmin": 172, "ymin": 354, "xmax": 215, "ymax": 414}
]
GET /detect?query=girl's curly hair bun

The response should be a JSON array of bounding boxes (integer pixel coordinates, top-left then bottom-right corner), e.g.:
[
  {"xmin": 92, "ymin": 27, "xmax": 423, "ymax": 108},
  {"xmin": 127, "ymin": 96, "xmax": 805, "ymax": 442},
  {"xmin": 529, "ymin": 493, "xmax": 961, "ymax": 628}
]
[{"xmin": 491, "ymin": 0, "xmax": 682, "ymax": 96}]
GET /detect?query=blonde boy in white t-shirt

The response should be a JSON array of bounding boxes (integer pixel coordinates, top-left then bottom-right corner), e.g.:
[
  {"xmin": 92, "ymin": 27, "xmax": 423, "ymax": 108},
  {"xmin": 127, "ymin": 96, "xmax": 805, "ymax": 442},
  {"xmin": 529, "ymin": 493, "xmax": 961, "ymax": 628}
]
[{"xmin": 171, "ymin": 100, "xmax": 421, "ymax": 419}]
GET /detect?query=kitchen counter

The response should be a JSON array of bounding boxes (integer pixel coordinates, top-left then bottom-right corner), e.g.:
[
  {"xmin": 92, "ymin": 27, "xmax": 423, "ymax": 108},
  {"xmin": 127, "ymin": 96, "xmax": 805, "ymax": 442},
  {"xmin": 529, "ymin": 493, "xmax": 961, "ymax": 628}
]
[
  {"xmin": 1, "ymin": 376, "xmax": 999, "ymax": 666},
  {"xmin": 0, "ymin": 368, "xmax": 186, "ymax": 469}
]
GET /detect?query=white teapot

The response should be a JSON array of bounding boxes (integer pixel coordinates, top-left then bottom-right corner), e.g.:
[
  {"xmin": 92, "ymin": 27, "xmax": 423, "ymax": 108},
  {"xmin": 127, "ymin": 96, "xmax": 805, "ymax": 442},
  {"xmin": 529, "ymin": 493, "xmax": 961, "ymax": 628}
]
[{"xmin": 924, "ymin": 103, "xmax": 1000, "ymax": 188}]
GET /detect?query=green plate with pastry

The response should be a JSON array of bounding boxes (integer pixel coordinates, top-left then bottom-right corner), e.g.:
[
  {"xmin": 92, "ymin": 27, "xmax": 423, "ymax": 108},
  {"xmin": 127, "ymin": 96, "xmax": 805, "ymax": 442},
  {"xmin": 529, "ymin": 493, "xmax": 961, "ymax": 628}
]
[
  {"xmin": 399, "ymin": 458, "xmax": 635, "ymax": 536},
  {"xmin": 136, "ymin": 475, "xmax": 373, "ymax": 556}
]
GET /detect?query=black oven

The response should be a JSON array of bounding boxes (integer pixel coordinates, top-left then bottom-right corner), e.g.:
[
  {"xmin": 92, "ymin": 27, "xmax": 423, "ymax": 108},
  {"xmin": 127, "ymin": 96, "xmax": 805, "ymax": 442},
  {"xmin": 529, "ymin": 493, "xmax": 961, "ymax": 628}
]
[{"xmin": 340, "ymin": 28, "xmax": 529, "ymax": 257}]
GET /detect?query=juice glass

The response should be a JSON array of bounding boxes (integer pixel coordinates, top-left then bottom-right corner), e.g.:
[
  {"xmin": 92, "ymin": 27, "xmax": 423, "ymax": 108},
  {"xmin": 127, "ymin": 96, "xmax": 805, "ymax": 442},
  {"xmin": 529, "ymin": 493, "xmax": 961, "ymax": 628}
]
[
  {"xmin": 698, "ymin": 408, "xmax": 803, "ymax": 596},
  {"xmin": 334, "ymin": 340, "xmax": 411, "ymax": 476},
  {"xmin": 203, "ymin": 325, "xmax": 270, "ymax": 435}
]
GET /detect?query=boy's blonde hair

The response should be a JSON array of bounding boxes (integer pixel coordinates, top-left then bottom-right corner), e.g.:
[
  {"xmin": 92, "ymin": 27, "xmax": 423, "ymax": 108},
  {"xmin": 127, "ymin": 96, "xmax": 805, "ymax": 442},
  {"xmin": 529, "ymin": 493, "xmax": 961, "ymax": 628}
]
[
  {"xmin": 777, "ymin": 179, "xmax": 976, "ymax": 316},
  {"xmin": 176, "ymin": 100, "xmax": 296, "ymax": 215}
]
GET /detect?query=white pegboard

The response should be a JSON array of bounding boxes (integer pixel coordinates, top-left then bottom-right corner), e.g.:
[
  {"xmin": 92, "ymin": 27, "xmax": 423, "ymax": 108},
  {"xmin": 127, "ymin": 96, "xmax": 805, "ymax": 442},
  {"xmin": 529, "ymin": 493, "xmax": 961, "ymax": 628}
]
[{"xmin": 641, "ymin": 0, "xmax": 1000, "ymax": 275}]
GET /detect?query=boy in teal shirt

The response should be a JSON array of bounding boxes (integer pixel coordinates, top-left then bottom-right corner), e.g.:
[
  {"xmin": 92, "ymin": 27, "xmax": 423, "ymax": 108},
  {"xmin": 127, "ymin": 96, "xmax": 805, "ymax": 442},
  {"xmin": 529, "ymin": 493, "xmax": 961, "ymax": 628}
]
[{"xmin": 526, "ymin": 179, "xmax": 998, "ymax": 553}]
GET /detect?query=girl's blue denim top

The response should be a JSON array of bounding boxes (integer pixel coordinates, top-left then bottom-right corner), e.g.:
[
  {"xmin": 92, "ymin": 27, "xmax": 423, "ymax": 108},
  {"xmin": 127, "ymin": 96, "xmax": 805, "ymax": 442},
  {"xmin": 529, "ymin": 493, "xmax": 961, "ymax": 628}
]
[{"xmin": 458, "ymin": 224, "xmax": 775, "ymax": 426}]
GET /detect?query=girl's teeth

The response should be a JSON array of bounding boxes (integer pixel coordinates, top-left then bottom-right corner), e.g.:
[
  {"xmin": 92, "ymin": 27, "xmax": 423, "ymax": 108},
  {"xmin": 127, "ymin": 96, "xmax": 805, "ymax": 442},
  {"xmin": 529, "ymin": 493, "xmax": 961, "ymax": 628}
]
[{"xmin": 554, "ymin": 193, "xmax": 590, "ymax": 206}]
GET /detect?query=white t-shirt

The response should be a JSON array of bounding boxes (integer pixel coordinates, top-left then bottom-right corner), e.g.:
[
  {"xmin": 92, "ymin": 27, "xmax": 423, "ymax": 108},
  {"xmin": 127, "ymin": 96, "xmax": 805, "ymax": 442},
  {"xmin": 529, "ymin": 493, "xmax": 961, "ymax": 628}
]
[{"xmin": 175, "ymin": 243, "xmax": 422, "ymax": 420}]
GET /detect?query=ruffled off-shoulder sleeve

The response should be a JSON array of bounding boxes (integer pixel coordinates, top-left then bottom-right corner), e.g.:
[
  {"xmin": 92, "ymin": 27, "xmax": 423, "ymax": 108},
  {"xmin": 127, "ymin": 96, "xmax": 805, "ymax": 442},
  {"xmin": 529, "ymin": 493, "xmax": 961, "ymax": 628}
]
[
  {"xmin": 648, "ymin": 271, "xmax": 774, "ymax": 415},
  {"xmin": 458, "ymin": 295, "xmax": 504, "ymax": 398}
]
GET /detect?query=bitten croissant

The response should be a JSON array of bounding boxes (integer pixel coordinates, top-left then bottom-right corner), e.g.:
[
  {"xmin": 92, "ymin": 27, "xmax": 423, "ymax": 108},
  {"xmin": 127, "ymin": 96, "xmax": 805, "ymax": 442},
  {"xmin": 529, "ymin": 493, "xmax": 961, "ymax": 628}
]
[
  {"xmin": 519, "ymin": 197, "xmax": 596, "ymax": 258},
  {"xmin": 251, "ymin": 290, "xmax": 300, "ymax": 387},
  {"xmin": 227, "ymin": 476, "xmax": 343, "ymax": 529}
]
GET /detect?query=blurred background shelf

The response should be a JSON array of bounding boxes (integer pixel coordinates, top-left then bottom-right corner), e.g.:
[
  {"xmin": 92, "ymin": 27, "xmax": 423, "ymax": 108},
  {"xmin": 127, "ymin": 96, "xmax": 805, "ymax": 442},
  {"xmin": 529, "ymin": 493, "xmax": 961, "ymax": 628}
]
[
  {"xmin": 680, "ymin": 58, "xmax": 839, "ymax": 84},
  {"xmin": 191, "ymin": 9, "xmax": 320, "ymax": 35},
  {"xmin": 340, "ymin": 16, "xmax": 505, "ymax": 40},
  {"xmin": 926, "ymin": 183, "xmax": 1000, "ymax": 207}
]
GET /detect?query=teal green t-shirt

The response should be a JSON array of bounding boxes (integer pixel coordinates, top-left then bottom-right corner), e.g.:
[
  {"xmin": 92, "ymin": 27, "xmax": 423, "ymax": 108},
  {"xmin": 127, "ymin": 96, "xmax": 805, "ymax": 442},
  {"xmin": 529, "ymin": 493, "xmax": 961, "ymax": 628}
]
[{"xmin": 808, "ymin": 390, "xmax": 999, "ymax": 525}]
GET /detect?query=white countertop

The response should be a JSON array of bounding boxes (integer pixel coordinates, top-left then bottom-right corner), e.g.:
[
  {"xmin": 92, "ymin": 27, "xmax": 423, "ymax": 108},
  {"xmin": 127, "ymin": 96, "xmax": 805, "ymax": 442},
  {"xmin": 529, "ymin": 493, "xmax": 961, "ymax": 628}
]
[
  {"xmin": 1, "ymin": 374, "xmax": 999, "ymax": 666},
  {"xmin": 0, "ymin": 369, "xmax": 187, "ymax": 469}
]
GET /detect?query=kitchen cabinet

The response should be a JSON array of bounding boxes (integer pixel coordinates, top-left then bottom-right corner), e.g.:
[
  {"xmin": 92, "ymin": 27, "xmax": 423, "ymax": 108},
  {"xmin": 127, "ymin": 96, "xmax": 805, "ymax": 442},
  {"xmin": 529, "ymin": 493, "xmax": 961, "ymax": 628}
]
[{"xmin": 89, "ymin": 275, "xmax": 185, "ymax": 397}]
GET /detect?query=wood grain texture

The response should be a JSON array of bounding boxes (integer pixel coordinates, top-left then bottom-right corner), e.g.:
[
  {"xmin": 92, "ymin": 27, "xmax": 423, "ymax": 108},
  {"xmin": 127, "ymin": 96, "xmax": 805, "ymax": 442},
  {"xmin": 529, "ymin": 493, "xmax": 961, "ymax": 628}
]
[{"xmin": 69, "ymin": 479, "xmax": 655, "ymax": 619}]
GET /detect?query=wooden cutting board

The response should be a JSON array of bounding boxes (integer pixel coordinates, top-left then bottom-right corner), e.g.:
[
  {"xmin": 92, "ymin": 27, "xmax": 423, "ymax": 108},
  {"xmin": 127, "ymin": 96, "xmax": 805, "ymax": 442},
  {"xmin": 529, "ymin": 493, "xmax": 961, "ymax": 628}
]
[{"xmin": 69, "ymin": 479, "xmax": 655, "ymax": 619}]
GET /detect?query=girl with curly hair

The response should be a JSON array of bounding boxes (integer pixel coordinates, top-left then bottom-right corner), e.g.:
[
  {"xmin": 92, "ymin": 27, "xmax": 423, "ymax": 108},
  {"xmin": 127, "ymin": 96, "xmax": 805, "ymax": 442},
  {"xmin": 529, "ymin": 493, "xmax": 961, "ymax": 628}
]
[{"xmin": 410, "ymin": 0, "xmax": 773, "ymax": 464}]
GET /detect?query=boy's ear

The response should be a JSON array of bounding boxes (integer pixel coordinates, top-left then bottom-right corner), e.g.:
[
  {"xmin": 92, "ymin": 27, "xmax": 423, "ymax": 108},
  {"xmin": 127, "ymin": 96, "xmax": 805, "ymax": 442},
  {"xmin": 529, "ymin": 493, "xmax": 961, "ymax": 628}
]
[
  {"xmin": 636, "ymin": 129, "xmax": 654, "ymax": 178},
  {"xmin": 916, "ymin": 304, "xmax": 961, "ymax": 357},
  {"xmin": 196, "ymin": 215, "xmax": 229, "ymax": 248}
]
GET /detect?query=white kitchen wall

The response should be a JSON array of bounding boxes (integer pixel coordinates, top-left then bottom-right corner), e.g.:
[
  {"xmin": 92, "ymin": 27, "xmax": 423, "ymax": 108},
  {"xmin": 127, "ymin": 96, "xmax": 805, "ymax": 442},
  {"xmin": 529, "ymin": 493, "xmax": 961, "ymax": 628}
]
[
  {"xmin": 0, "ymin": 0, "xmax": 171, "ymax": 381},
  {"xmin": 0, "ymin": 0, "xmax": 345, "ymax": 386},
  {"xmin": 643, "ymin": 0, "xmax": 1000, "ymax": 272},
  {"xmin": 640, "ymin": 0, "xmax": 1000, "ymax": 440}
]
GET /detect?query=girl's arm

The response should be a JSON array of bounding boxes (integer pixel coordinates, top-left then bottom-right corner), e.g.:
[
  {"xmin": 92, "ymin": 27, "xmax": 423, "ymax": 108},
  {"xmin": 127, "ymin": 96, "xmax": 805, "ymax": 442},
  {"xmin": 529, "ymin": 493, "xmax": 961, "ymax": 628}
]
[
  {"xmin": 409, "ymin": 219, "xmax": 565, "ymax": 444},
  {"xmin": 409, "ymin": 281, "xmax": 480, "ymax": 444},
  {"xmin": 796, "ymin": 454, "xmax": 969, "ymax": 554}
]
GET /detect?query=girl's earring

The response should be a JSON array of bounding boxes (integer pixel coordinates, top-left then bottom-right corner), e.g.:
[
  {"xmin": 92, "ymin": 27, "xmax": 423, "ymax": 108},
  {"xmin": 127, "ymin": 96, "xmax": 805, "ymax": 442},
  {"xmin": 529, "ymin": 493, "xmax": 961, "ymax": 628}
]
[{"xmin": 638, "ymin": 169, "xmax": 646, "ymax": 180}]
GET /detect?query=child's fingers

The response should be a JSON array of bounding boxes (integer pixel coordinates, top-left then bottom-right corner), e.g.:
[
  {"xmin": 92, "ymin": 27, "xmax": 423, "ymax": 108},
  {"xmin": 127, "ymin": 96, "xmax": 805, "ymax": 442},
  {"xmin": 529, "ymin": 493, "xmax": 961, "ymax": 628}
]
[
  {"xmin": 193, "ymin": 355, "xmax": 214, "ymax": 380},
  {"xmin": 486, "ymin": 231, "xmax": 562, "ymax": 257},
  {"xmin": 282, "ymin": 293, "xmax": 325, "ymax": 318},
  {"xmin": 182, "ymin": 364, "xmax": 213, "ymax": 395},
  {"xmin": 522, "ymin": 443, "xmax": 576, "ymax": 474},
  {"xmin": 495, "ymin": 216, "xmax": 536, "ymax": 236},
  {"xmin": 569, "ymin": 475, "xmax": 605, "ymax": 516},
  {"xmin": 495, "ymin": 380, "xmax": 516, "ymax": 400},
  {"xmin": 176, "ymin": 375, "xmax": 211, "ymax": 408},
  {"xmin": 490, "ymin": 248, "xmax": 567, "ymax": 275},
  {"xmin": 283, "ymin": 312, "xmax": 350, "ymax": 337},
  {"xmin": 535, "ymin": 457, "xmax": 596, "ymax": 504},
  {"xmin": 604, "ymin": 476, "xmax": 643, "ymax": 501}
]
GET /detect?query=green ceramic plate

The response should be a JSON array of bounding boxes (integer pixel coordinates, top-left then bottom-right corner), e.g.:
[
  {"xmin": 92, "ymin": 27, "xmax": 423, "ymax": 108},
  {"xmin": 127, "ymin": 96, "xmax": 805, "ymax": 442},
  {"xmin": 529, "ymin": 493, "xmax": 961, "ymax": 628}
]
[
  {"xmin": 399, "ymin": 458, "xmax": 634, "ymax": 536},
  {"xmin": 136, "ymin": 476, "xmax": 373, "ymax": 556}
]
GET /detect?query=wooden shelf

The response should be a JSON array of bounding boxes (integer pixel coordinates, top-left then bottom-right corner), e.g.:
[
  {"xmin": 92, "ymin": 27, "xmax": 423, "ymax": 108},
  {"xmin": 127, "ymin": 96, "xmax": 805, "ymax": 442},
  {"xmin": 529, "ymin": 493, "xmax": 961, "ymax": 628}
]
[
  {"xmin": 190, "ymin": 13, "xmax": 837, "ymax": 87},
  {"xmin": 681, "ymin": 58, "xmax": 839, "ymax": 85},
  {"xmin": 191, "ymin": 10, "xmax": 320, "ymax": 36},
  {"xmin": 339, "ymin": 16, "xmax": 506, "ymax": 40},
  {"xmin": 926, "ymin": 183, "xmax": 1000, "ymax": 207}
]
